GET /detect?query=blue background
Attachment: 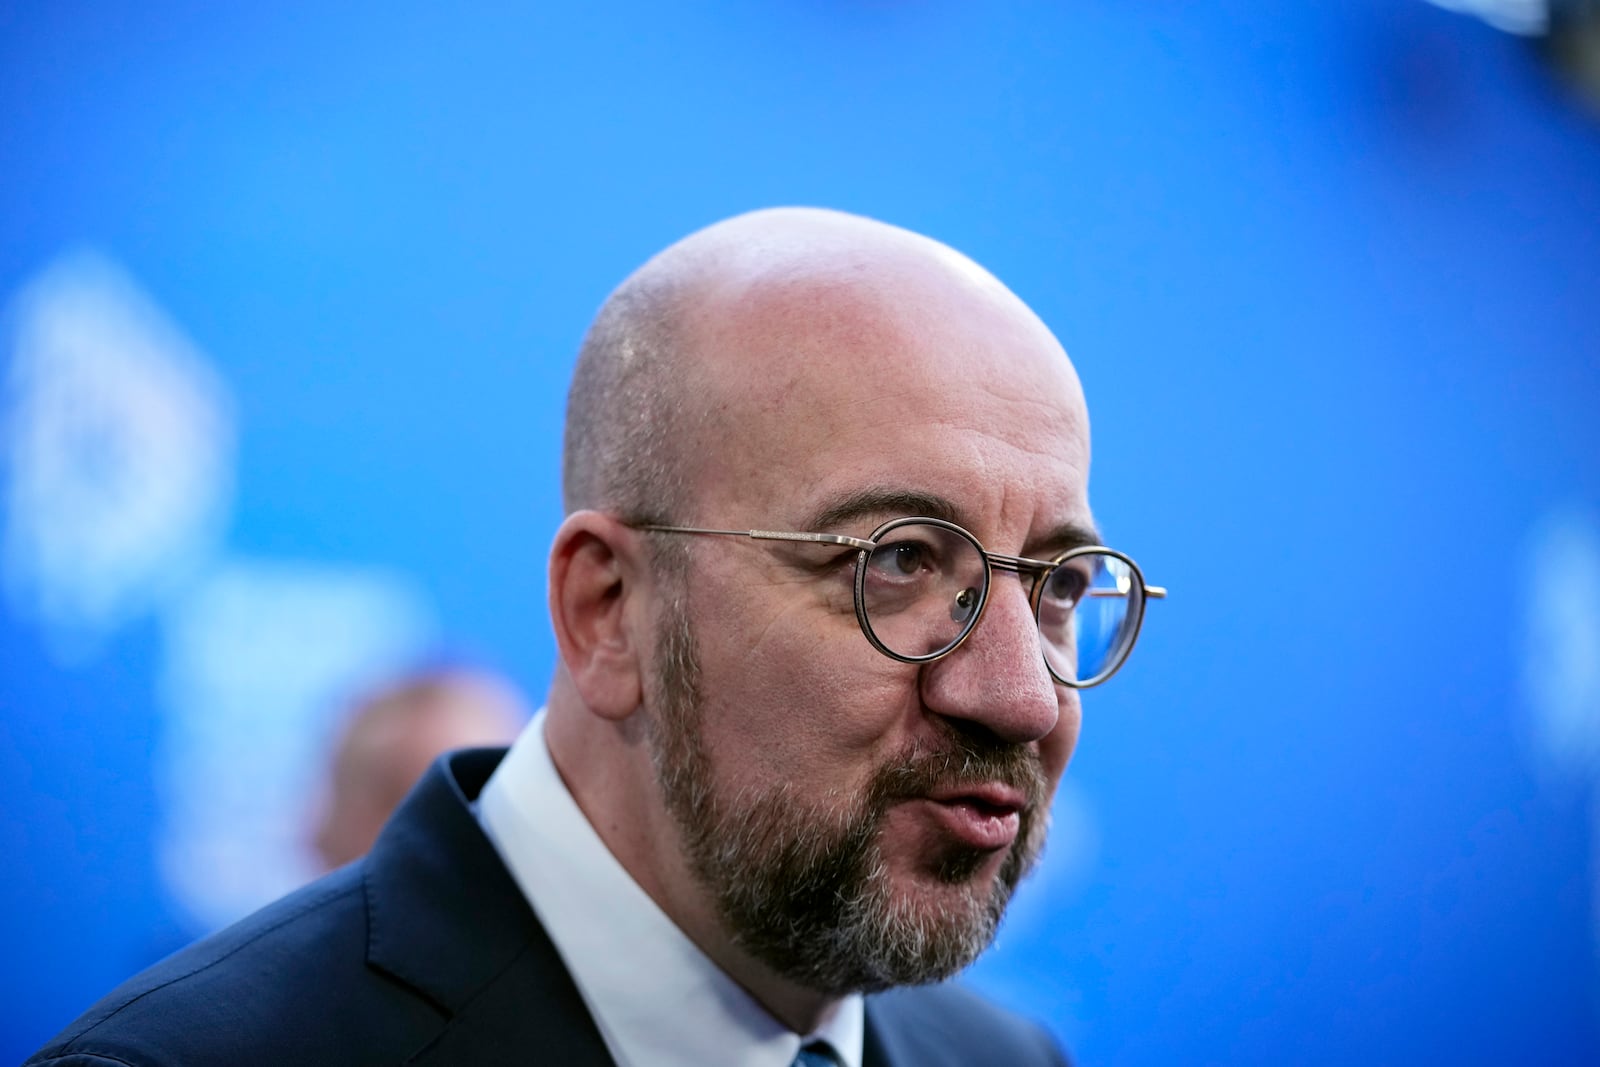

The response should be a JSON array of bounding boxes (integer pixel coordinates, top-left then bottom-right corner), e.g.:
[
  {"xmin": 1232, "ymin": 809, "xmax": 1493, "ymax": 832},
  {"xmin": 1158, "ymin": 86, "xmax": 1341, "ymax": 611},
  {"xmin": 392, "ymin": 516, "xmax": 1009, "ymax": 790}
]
[{"xmin": 3, "ymin": 2, "xmax": 1599, "ymax": 1063}]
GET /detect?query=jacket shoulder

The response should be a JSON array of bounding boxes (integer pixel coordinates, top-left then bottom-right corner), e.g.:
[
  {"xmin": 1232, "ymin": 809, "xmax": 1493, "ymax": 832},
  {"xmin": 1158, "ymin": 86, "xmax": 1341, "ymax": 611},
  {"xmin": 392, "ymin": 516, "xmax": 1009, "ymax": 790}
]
[
  {"xmin": 25, "ymin": 749, "xmax": 579, "ymax": 1067},
  {"xmin": 866, "ymin": 983, "xmax": 1068, "ymax": 1066},
  {"xmin": 26, "ymin": 867, "xmax": 441, "ymax": 1067}
]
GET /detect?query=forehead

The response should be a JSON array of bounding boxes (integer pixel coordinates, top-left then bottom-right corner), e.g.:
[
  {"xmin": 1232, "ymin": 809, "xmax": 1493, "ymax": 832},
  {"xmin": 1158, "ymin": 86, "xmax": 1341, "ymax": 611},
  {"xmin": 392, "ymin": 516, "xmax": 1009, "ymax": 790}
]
[{"xmin": 679, "ymin": 255, "xmax": 1092, "ymax": 546}]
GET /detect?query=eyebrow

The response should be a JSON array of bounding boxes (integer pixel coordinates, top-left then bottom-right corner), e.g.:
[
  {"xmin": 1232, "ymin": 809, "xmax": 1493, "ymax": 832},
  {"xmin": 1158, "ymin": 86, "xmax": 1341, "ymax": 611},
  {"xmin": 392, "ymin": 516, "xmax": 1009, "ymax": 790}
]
[
  {"xmin": 801, "ymin": 486, "xmax": 1105, "ymax": 555},
  {"xmin": 1029, "ymin": 519, "xmax": 1105, "ymax": 559},
  {"xmin": 805, "ymin": 487, "xmax": 962, "ymax": 532}
]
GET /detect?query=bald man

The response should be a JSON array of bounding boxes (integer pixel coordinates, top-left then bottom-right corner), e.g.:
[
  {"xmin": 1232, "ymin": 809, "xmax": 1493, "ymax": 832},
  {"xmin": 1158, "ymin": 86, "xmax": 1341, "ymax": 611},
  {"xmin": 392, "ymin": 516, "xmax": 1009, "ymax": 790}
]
[{"xmin": 30, "ymin": 209, "xmax": 1164, "ymax": 1066}]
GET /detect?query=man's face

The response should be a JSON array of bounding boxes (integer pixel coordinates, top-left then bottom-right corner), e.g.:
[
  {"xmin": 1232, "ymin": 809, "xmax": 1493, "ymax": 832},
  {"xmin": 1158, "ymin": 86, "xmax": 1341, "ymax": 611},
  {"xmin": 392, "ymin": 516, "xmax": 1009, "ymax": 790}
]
[{"xmin": 643, "ymin": 249, "xmax": 1089, "ymax": 993}]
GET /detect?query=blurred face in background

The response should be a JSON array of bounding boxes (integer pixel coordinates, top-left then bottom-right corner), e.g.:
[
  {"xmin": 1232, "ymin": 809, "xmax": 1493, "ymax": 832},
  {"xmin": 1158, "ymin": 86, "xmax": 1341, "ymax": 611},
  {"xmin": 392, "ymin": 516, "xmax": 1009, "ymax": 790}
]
[{"xmin": 313, "ymin": 670, "xmax": 525, "ymax": 870}]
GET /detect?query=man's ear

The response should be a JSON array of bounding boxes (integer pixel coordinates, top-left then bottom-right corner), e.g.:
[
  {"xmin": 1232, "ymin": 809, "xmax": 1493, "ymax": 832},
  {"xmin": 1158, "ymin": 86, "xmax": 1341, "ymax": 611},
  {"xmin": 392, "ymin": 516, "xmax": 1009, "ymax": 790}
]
[{"xmin": 548, "ymin": 510, "xmax": 647, "ymax": 721}]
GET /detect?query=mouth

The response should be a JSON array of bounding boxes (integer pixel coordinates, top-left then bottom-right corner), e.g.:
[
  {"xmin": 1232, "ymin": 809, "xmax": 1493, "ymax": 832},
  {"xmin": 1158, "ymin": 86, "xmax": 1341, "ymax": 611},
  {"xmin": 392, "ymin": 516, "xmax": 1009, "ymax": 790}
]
[{"xmin": 918, "ymin": 782, "xmax": 1028, "ymax": 851}]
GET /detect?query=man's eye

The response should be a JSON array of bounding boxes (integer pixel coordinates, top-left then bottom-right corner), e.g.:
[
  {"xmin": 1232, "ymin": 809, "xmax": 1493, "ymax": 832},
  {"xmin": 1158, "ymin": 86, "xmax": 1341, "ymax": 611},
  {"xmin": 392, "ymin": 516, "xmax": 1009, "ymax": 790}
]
[
  {"xmin": 1044, "ymin": 565, "xmax": 1088, "ymax": 603},
  {"xmin": 870, "ymin": 541, "xmax": 932, "ymax": 577},
  {"xmin": 892, "ymin": 543, "xmax": 928, "ymax": 574}
]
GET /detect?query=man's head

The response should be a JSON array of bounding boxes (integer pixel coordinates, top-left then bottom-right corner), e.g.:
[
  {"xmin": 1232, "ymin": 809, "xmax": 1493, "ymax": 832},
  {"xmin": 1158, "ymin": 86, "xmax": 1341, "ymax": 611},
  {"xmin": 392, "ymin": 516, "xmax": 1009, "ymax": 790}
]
[
  {"xmin": 312, "ymin": 667, "xmax": 526, "ymax": 871},
  {"xmin": 546, "ymin": 208, "xmax": 1091, "ymax": 1018}
]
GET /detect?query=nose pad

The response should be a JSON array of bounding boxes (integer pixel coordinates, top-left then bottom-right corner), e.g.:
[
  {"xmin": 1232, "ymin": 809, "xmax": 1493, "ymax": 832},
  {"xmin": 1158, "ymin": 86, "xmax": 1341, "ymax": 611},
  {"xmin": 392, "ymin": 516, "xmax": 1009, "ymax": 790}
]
[
  {"xmin": 920, "ymin": 576, "xmax": 1060, "ymax": 745},
  {"xmin": 950, "ymin": 586, "xmax": 980, "ymax": 625}
]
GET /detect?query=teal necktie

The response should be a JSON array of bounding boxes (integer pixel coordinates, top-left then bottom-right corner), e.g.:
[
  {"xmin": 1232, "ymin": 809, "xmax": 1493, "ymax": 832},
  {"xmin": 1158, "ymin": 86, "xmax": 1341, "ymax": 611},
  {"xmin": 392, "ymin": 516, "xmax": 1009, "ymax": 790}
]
[{"xmin": 793, "ymin": 1041, "xmax": 842, "ymax": 1067}]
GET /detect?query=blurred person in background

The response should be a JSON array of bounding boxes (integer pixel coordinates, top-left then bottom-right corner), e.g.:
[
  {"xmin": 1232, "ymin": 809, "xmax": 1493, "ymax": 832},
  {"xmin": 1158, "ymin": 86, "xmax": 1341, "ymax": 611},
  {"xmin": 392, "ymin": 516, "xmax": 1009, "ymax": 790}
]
[
  {"xmin": 29, "ymin": 207, "xmax": 1164, "ymax": 1066},
  {"xmin": 311, "ymin": 666, "xmax": 528, "ymax": 871}
]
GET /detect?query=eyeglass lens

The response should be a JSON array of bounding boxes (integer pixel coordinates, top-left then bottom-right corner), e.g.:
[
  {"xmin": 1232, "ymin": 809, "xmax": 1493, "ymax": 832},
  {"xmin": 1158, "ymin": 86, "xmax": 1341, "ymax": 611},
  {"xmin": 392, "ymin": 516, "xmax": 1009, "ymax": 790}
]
[
  {"xmin": 1037, "ymin": 550, "xmax": 1141, "ymax": 685},
  {"xmin": 857, "ymin": 521, "xmax": 1143, "ymax": 685},
  {"xmin": 858, "ymin": 524, "xmax": 989, "ymax": 658}
]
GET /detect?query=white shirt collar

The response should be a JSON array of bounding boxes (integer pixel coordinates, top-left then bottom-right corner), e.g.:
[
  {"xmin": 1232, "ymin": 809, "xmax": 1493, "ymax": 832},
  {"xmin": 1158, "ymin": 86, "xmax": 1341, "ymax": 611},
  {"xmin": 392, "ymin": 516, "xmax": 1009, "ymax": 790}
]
[{"xmin": 477, "ymin": 711, "xmax": 864, "ymax": 1067}]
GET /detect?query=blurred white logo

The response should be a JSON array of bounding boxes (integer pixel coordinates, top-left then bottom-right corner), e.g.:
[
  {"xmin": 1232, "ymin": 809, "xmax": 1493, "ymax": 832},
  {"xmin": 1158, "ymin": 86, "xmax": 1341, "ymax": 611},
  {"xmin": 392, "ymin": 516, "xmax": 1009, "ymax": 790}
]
[
  {"xmin": 1520, "ymin": 504, "xmax": 1600, "ymax": 960},
  {"xmin": 2, "ymin": 252, "xmax": 233, "ymax": 662},
  {"xmin": 1424, "ymin": 0, "xmax": 1550, "ymax": 36},
  {"xmin": 1522, "ymin": 507, "xmax": 1600, "ymax": 784},
  {"xmin": 3, "ymin": 250, "xmax": 440, "ymax": 932}
]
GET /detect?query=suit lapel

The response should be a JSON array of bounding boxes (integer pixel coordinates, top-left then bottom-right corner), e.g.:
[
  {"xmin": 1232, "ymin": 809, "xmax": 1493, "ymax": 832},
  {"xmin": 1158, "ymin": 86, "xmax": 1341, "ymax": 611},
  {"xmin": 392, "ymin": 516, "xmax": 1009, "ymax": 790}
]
[
  {"xmin": 861, "ymin": 1007, "xmax": 895, "ymax": 1067},
  {"xmin": 363, "ymin": 748, "xmax": 616, "ymax": 1066},
  {"xmin": 860, "ymin": 991, "xmax": 966, "ymax": 1067}
]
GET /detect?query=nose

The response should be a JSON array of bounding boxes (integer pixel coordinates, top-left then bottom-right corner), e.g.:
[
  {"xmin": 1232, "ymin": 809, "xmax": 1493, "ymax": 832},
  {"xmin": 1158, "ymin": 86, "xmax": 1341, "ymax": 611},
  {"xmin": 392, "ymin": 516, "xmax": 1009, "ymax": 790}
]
[{"xmin": 919, "ymin": 574, "xmax": 1061, "ymax": 744}]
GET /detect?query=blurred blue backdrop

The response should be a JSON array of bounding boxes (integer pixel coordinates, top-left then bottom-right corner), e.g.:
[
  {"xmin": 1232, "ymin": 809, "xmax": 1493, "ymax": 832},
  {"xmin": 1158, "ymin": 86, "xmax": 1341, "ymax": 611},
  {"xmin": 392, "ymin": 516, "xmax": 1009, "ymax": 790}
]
[{"xmin": 3, "ymin": 2, "xmax": 1599, "ymax": 1063}]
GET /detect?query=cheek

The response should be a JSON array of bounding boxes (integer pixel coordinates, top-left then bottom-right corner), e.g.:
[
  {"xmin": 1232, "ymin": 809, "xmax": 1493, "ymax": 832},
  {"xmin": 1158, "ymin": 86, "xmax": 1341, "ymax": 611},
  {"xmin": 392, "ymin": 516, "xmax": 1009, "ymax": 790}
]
[{"xmin": 695, "ymin": 591, "xmax": 916, "ymax": 784}]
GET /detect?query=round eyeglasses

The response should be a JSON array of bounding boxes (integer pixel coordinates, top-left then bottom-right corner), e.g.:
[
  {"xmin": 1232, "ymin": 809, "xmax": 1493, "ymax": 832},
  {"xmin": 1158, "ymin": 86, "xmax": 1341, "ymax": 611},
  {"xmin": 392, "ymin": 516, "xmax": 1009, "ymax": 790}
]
[{"xmin": 636, "ymin": 516, "xmax": 1166, "ymax": 688}]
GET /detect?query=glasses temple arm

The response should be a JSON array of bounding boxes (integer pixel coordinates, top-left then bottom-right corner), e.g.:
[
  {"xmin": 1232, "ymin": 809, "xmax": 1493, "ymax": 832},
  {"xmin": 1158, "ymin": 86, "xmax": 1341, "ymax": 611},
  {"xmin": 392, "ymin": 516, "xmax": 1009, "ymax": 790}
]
[
  {"xmin": 747, "ymin": 530, "xmax": 877, "ymax": 550},
  {"xmin": 638, "ymin": 524, "xmax": 876, "ymax": 551},
  {"xmin": 1085, "ymin": 586, "xmax": 1168, "ymax": 599}
]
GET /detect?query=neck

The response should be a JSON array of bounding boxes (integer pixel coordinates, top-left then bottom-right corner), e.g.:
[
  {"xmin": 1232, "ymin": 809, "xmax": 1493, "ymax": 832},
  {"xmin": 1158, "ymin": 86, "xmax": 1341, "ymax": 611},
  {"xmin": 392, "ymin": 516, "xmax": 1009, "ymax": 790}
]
[
  {"xmin": 544, "ymin": 692, "xmax": 847, "ymax": 1035},
  {"xmin": 716, "ymin": 955, "xmax": 844, "ymax": 1035}
]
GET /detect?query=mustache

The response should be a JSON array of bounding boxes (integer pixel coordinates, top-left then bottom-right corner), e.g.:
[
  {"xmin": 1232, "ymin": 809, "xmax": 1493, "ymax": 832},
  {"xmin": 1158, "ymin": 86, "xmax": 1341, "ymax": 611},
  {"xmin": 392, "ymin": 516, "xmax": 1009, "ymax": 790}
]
[{"xmin": 868, "ymin": 729, "xmax": 1049, "ymax": 812}]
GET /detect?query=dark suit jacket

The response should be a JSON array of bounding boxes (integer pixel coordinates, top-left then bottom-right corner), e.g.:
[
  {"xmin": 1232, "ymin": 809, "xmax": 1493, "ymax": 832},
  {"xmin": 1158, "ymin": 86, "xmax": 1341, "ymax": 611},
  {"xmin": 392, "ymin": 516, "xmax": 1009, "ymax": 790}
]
[{"xmin": 28, "ymin": 749, "xmax": 1067, "ymax": 1066}]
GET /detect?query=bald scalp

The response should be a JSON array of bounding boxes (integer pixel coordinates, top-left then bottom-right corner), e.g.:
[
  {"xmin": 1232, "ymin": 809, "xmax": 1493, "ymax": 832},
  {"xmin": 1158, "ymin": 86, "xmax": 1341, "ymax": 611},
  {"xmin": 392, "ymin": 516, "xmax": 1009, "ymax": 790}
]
[{"xmin": 560, "ymin": 207, "xmax": 1068, "ymax": 523}]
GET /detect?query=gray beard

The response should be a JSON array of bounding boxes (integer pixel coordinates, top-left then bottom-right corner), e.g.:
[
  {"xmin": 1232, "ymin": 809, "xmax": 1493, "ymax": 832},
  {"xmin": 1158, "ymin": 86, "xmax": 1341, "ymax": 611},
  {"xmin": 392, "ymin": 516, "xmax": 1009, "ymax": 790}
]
[{"xmin": 646, "ymin": 593, "xmax": 1050, "ymax": 995}]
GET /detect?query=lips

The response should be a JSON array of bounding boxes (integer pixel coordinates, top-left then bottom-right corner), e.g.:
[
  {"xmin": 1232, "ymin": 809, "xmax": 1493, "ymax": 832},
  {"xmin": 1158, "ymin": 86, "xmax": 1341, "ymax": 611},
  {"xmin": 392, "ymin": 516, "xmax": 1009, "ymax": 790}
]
[{"xmin": 919, "ymin": 782, "xmax": 1028, "ymax": 851}]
